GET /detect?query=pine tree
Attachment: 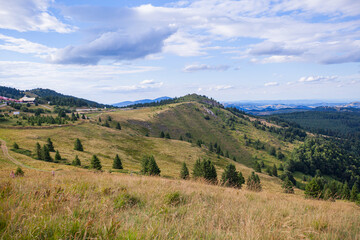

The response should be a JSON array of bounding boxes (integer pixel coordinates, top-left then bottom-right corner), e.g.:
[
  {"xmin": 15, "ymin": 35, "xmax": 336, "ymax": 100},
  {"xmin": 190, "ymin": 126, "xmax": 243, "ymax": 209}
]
[
  {"xmin": 98, "ymin": 117, "xmax": 102, "ymax": 122},
  {"xmin": 42, "ymin": 145, "xmax": 52, "ymax": 162},
  {"xmin": 113, "ymin": 154, "xmax": 123, "ymax": 169},
  {"xmin": 141, "ymin": 156, "xmax": 150, "ymax": 174},
  {"xmin": 209, "ymin": 143, "xmax": 213, "ymax": 152},
  {"xmin": 238, "ymin": 171, "xmax": 245, "ymax": 185},
  {"xmin": 260, "ymin": 161, "xmax": 265, "ymax": 168},
  {"xmin": 202, "ymin": 159, "xmax": 217, "ymax": 183},
  {"xmin": 270, "ymin": 147, "xmax": 276, "ymax": 156},
  {"xmin": 116, "ymin": 122, "xmax": 121, "ymax": 130},
  {"xmin": 350, "ymin": 182, "xmax": 359, "ymax": 202},
  {"xmin": 81, "ymin": 114, "xmax": 86, "ymax": 119},
  {"xmin": 180, "ymin": 162, "xmax": 190, "ymax": 179},
  {"xmin": 247, "ymin": 172, "xmax": 262, "ymax": 191},
  {"xmin": 160, "ymin": 131, "xmax": 165, "ymax": 138},
  {"xmin": 305, "ymin": 177, "xmax": 324, "ymax": 199},
  {"xmin": 192, "ymin": 159, "xmax": 203, "ymax": 178},
  {"xmin": 148, "ymin": 156, "xmax": 161, "ymax": 176},
  {"xmin": 272, "ymin": 164, "xmax": 278, "ymax": 177},
  {"xmin": 72, "ymin": 155, "xmax": 81, "ymax": 166},
  {"xmin": 225, "ymin": 151, "xmax": 230, "ymax": 158},
  {"xmin": 91, "ymin": 155, "xmax": 102, "ymax": 170},
  {"xmin": 254, "ymin": 161, "xmax": 261, "ymax": 173},
  {"xmin": 221, "ymin": 164, "xmax": 243, "ymax": 188},
  {"xmin": 266, "ymin": 167, "xmax": 272, "ymax": 176},
  {"xmin": 107, "ymin": 115, "xmax": 112, "ymax": 121},
  {"xmin": 74, "ymin": 138, "xmax": 83, "ymax": 151},
  {"xmin": 55, "ymin": 150, "xmax": 61, "ymax": 161},
  {"xmin": 282, "ymin": 176, "xmax": 294, "ymax": 194},
  {"xmin": 278, "ymin": 163, "xmax": 284, "ymax": 171},
  {"xmin": 165, "ymin": 133, "xmax": 171, "ymax": 139},
  {"xmin": 104, "ymin": 120, "xmax": 110, "ymax": 127},
  {"xmin": 13, "ymin": 142, "xmax": 19, "ymax": 150},
  {"xmin": 179, "ymin": 135, "xmax": 183, "ymax": 141},
  {"xmin": 35, "ymin": 142, "xmax": 42, "ymax": 159},
  {"xmin": 342, "ymin": 182, "xmax": 350, "ymax": 200},
  {"xmin": 46, "ymin": 138, "xmax": 55, "ymax": 152}
]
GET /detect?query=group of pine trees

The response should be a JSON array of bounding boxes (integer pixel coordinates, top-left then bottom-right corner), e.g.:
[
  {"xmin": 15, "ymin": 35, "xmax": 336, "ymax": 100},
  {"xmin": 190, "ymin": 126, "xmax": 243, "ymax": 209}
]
[
  {"xmin": 305, "ymin": 176, "xmax": 360, "ymax": 202},
  {"xmin": 98, "ymin": 116, "xmax": 121, "ymax": 130},
  {"xmin": 159, "ymin": 131, "xmax": 171, "ymax": 139},
  {"xmin": 141, "ymin": 155, "xmax": 161, "ymax": 175}
]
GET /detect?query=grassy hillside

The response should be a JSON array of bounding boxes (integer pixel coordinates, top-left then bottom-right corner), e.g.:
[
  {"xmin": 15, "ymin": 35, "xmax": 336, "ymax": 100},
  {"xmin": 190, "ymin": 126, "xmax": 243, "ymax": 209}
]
[{"xmin": 0, "ymin": 166, "xmax": 359, "ymax": 239}]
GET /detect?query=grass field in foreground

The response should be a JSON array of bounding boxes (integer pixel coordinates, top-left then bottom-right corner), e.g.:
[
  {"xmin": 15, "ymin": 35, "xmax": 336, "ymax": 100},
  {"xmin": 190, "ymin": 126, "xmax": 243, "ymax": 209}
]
[{"xmin": 0, "ymin": 169, "xmax": 359, "ymax": 239}]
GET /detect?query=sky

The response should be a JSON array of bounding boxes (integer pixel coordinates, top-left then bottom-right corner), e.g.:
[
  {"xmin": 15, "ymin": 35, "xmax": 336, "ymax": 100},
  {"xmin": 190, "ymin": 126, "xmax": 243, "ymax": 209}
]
[{"xmin": 0, "ymin": 0, "xmax": 360, "ymax": 104}]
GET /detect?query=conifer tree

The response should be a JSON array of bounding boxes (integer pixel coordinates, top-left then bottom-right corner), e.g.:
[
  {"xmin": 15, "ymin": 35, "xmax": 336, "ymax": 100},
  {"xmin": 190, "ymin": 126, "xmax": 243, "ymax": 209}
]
[
  {"xmin": 98, "ymin": 117, "xmax": 102, "ymax": 122},
  {"xmin": 272, "ymin": 164, "xmax": 278, "ymax": 177},
  {"xmin": 260, "ymin": 161, "xmax": 265, "ymax": 168},
  {"xmin": 82, "ymin": 114, "xmax": 86, "ymax": 119},
  {"xmin": 72, "ymin": 155, "xmax": 81, "ymax": 166},
  {"xmin": 160, "ymin": 131, "xmax": 165, "ymax": 138},
  {"xmin": 148, "ymin": 156, "xmax": 161, "ymax": 176},
  {"xmin": 141, "ymin": 156, "xmax": 150, "ymax": 174},
  {"xmin": 74, "ymin": 138, "xmax": 83, "ymax": 151},
  {"xmin": 179, "ymin": 135, "xmax": 183, "ymax": 141},
  {"xmin": 116, "ymin": 122, "xmax": 121, "ymax": 130},
  {"xmin": 35, "ymin": 142, "xmax": 42, "ymax": 160},
  {"xmin": 202, "ymin": 159, "xmax": 217, "ymax": 183},
  {"xmin": 342, "ymin": 182, "xmax": 350, "ymax": 200},
  {"xmin": 305, "ymin": 177, "xmax": 324, "ymax": 199},
  {"xmin": 192, "ymin": 159, "xmax": 203, "ymax": 178},
  {"xmin": 278, "ymin": 163, "xmax": 284, "ymax": 171},
  {"xmin": 282, "ymin": 176, "xmax": 294, "ymax": 194},
  {"xmin": 13, "ymin": 142, "xmax": 19, "ymax": 150},
  {"xmin": 180, "ymin": 162, "xmax": 189, "ymax": 179},
  {"xmin": 247, "ymin": 172, "xmax": 262, "ymax": 191},
  {"xmin": 46, "ymin": 138, "xmax": 55, "ymax": 152},
  {"xmin": 55, "ymin": 150, "xmax": 61, "ymax": 161},
  {"xmin": 238, "ymin": 171, "xmax": 245, "ymax": 185},
  {"xmin": 254, "ymin": 161, "xmax": 261, "ymax": 173},
  {"xmin": 350, "ymin": 182, "xmax": 359, "ymax": 202},
  {"xmin": 266, "ymin": 167, "xmax": 272, "ymax": 176},
  {"xmin": 165, "ymin": 133, "xmax": 171, "ymax": 139},
  {"xmin": 225, "ymin": 151, "xmax": 230, "ymax": 158},
  {"xmin": 91, "ymin": 155, "xmax": 102, "ymax": 170},
  {"xmin": 104, "ymin": 120, "xmax": 110, "ymax": 127},
  {"xmin": 42, "ymin": 145, "xmax": 52, "ymax": 162},
  {"xmin": 107, "ymin": 115, "xmax": 112, "ymax": 121},
  {"xmin": 113, "ymin": 154, "xmax": 123, "ymax": 169},
  {"xmin": 221, "ymin": 164, "xmax": 243, "ymax": 188},
  {"xmin": 209, "ymin": 143, "xmax": 213, "ymax": 152}
]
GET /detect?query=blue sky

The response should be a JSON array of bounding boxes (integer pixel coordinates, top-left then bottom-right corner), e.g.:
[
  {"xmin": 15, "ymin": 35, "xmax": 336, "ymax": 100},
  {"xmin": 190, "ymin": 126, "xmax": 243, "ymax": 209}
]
[{"xmin": 0, "ymin": 0, "xmax": 360, "ymax": 104}]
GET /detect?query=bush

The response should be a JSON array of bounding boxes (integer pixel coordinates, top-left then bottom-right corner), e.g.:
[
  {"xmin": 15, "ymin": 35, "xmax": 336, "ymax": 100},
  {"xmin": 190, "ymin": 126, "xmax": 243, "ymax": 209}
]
[
  {"xmin": 15, "ymin": 167, "xmax": 24, "ymax": 177},
  {"xmin": 164, "ymin": 191, "xmax": 184, "ymax": 206},
  {"xmin": 114, "ymin": 193, "xmax": 141, "ymax": 209}
]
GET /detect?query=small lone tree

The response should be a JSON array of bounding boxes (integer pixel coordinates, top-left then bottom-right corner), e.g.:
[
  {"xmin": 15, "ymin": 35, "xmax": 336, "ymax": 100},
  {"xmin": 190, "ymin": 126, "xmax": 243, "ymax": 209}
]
[
  {"xmin": 55, "ymin": 150, "xmax": 62, "ymax": 161},
  {"xmin": 160, "ymin": 131, "xmax": 165, "ymax": 138},
  {"xmin": 42, "ymin": 145, "xmax": 52, "ymax": 162},
  {"xmin": 221, "ymin": 163, "xmax": 243, "ymax": 188},
  {"xmin": 282, "ymin": 176, "xmax": 294, "ymax": 194},
  {"xmin": 116, "ymin": 122, "xmax": 121, "ymax": 130},
  {"xmin": 165, "ymin": 133, "xmax": 171, "ymax": 139},
  {"xmin": 72, "ymin": 155, "xmax": 81, "ymax": 166},
  {"xmin": 35, "ymin": 142, "xmax": 42, "ymax": 159},
  {"xmin": 113, "ymin": 154, "xmax": 123, "ymax": 169},
  {"xmin": 180, "ymin": 162, "xmax": 189, "ymax": 179},
  {"xmin": 254, "ymin": 161, "xmax": 262, "ymax": 173},
  {"xmin": 247, "ymin": 172, "xmax": 262, "ymax": 191},
  {"xmin": 272, "ymin": 164, "xmax": 278, "ymax": 177},
  {"xmin": 192, "ymin": 159, "xmax": 203, "ymax": 178},
  {"xmin": 74, "ymin": 138, "xmax": 83, "ymax": 151},
  {"xmin": 91, "ymin": 155, "xmax": 102, "ymax": 170},
  {"xmin": 304, "ymin": 177, "xmax": 324, "ymax": 199},
  {"xmin": 47, "ymin": 138, "xmax": 55, "ymax": 152},
  {"xmin": 15, "ymin": 167, "xmax": 24, "ymax": 177},
  {"xmin": 13, "ymin": 142, "xmax": 19, "ymax": 150}
]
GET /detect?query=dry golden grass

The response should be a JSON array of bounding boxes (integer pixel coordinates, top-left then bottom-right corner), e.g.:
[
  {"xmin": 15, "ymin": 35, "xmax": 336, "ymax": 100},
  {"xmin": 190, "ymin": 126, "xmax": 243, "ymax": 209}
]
[{"xmin": 0, "ymin": 169, "xmax": 359, "ymax": 239}]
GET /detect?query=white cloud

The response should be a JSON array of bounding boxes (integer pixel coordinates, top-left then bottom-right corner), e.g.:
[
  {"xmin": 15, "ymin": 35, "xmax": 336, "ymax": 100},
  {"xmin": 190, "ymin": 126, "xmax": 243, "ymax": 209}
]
[
  {"xmin": 0, "ymin": 0, "xmax": 75, "ymax": 33},
  {"xmin": 298, "ymin": 76, "xmax": 338, "ymax": 83},
  {"xmin": 183, "ymin": 64, "xmax": 230, "ymax": 72},
  {"xmin": 264, "ymin": 82, "xmax": 279, "ymax": 87},
  {"xmin": 0, "ymin": 34, "xmax": 56, "ymax": 57},
  {"xmin": 197, "ymin": 85, "xmax": 233, "ymax": 91}
]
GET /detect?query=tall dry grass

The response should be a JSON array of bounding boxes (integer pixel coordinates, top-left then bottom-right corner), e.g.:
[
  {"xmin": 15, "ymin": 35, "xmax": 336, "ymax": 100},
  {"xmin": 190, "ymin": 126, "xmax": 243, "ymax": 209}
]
[{"xmin": 1, "ymin": 169, "xmax": 359, "ymax": 239}]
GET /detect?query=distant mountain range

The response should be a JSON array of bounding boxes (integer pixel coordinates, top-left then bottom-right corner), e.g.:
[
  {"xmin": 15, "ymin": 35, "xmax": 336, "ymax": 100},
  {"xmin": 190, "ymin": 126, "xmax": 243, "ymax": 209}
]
[
  {"xmin": 113, "ymin": 97, "xmax": 172, "ymax": 107},
  {"xmin": 223, "ymin": 101, "xmax": 360, "ymax": 115}
]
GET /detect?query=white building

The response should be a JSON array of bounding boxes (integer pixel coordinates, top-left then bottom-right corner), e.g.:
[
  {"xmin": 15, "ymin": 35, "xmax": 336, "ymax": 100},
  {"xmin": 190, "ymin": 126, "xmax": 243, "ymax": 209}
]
[{"xmin": 19, "ymin": 96, "xmax": 36, "ymax": 103}]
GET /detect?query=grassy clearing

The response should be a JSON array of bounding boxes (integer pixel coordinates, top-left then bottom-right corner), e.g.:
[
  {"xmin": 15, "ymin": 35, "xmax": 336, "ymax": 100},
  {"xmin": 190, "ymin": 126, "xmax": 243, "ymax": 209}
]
[{"xmin": 0, "ymin": 169, "xmax": 359, "ymax": 239}]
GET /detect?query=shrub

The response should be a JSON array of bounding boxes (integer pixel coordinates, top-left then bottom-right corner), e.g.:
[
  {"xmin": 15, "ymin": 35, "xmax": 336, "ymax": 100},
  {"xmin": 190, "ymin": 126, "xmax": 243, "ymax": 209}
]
[
  {"xmin": 114, "ymin": 193, "xmax": 141, "ymax": 209},
  {"xmin": 164, "ymin": 191, "xmax": 184, "ymax": 206},
  {"xmin": 15, "ymin": 167, "xmax": 24, "ymax": 177}
]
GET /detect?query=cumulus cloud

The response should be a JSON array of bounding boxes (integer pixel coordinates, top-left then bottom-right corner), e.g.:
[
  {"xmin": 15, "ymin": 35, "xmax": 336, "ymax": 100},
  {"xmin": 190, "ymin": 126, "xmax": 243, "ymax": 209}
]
[
  {"xmin": 183, "ymin": 64, "xmax": 230, "ymax": 72},
  {"xmin": 49, "ymin": 28, "xmax": 176, "ymax": 65},
  {"xmin": 0, "ymin": 0, "xmax": 74, "ymax": 33},
  {"xmin": 198, "ymin": 85, "xmax": 233, "ymax": 91},
  {"xmin": 264, "ymin": 82, "xmax": 279, "ymax": 87},
  {"xmin": 298, "ymin": 76, "xmax": 338, "ymax": 83}
]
